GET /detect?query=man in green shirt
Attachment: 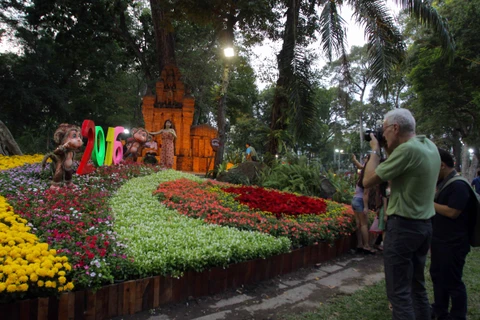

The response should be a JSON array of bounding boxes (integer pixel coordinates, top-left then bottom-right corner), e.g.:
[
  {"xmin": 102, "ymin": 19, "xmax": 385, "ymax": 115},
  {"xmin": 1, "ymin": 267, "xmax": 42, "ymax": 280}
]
[{"xmin": 363, "ymin": 108, "xmax": 440, "ymax": 320}]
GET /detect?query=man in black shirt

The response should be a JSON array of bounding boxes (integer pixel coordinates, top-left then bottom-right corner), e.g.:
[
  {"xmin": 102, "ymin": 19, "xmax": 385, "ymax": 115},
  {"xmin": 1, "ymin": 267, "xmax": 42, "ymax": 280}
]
[{"xmin": 431, "ymin": 149, "xmax": 473, "ymax": 320}]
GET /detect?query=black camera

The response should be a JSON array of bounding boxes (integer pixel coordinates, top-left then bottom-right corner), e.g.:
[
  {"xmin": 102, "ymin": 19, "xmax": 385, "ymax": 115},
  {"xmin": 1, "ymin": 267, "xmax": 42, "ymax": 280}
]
[{"xmin": 364, "ymin": 128, "xmax": 386, "ymax": 146}]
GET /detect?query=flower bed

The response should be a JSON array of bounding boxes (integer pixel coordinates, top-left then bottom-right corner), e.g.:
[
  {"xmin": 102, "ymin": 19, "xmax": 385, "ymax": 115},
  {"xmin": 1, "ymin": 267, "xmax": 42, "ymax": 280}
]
[
  {"xmin": 0, "ymin": 162, "xmax": 163, "ymax": 292},
  {"xmin": 110, "ymin": 171, "xmax": 291, "ymax": 278},
  {"xmin": 0, "ymin": 196, "xmax": 74, "ymax": 303},
  {"xmin": 0, "ymin": 154, "xmax": 45, "ymax": 171},
  {"xmin": 1, "ymin": 155, "xmax": 356, "ymax": 307},
  {"xmin": 153, "ymin": 179, "xmax": 356, "ymax": 247},
  {"xmin": 222, "ymin": 185, "xmax": 328, "ymax": 217}
]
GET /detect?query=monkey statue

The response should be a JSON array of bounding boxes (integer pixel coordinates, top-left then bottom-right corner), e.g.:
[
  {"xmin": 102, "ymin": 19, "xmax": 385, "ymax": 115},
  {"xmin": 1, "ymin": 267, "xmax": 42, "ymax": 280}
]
[
  {"xmin": 123, "ymin": 127, "xmax": 149, "ymax": 163},
  {"xmin": 42, "ymin": 123, "xmax": 83, "ymax": 190}
]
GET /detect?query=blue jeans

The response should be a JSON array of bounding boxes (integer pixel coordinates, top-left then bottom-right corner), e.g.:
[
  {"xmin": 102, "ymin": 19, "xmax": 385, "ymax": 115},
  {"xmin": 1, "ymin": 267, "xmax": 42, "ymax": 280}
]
[{"xmin": 384, "ymin": 215, "xmax": 432, "ymax": 320}]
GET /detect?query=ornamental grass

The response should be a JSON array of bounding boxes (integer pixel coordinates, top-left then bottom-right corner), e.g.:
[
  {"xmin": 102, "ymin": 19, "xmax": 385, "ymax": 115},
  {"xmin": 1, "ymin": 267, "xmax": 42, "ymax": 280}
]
[{"xmin": 0, "ymin": 196, "xmax": 74, "ymax": 303}]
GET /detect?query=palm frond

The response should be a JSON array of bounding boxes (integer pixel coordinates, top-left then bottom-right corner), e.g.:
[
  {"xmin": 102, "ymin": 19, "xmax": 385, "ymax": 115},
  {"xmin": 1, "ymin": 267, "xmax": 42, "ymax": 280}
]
[
  {"xmin": 394, "ymin": 0, "xmax": 455, "ymax": 59},
  {"xmin": 318, "ymin": 0, "xmax": 348, "ymax": 61},
  {"xmin": 348, "ymin": 0, "xmax": 405, "ymax": 92},
  {"xmin": 286, "ymin": 46, "xmax": 318, "ymax": 142}
]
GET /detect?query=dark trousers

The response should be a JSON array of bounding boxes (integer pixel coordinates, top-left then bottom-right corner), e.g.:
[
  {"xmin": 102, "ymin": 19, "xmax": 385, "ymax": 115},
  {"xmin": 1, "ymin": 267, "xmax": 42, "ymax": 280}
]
[
  {"xmin": 430, "ymin": 239, "xmax": 470, "ymax": 320},
  {"xmin": 384, "ymin": 216, "xmax": 432, "ymax": 320}
]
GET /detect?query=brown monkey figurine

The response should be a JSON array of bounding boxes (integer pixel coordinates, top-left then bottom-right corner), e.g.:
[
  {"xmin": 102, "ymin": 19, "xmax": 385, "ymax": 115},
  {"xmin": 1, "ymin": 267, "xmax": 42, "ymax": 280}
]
[
  {"xmin": 123, "ymin": 127, "xmax": 149, "ymax": 162},
  {"xmin": 44, "ymin": 123, "xmax": 83, "ymax": 190}
]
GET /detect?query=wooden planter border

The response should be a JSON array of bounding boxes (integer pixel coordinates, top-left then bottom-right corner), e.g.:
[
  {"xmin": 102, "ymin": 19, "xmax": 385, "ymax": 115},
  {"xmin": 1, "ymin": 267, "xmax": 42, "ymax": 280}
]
[{"xmin": 1, "ymin": 234, "xmax": 355, "ymax": 320}]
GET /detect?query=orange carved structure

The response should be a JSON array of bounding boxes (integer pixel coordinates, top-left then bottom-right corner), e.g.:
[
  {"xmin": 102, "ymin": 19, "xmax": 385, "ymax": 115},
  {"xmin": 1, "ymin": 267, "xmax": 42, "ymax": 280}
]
[{"xmin": 141, "ymin": 65, "xmax": 217, "ymax": 172}]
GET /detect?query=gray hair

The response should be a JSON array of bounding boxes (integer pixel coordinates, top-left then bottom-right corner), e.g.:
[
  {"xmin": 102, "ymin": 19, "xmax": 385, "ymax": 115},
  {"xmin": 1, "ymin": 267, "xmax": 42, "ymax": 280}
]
[{"xmin": 384, "ymin": 108, "xmax": 416, "ymax": 134}]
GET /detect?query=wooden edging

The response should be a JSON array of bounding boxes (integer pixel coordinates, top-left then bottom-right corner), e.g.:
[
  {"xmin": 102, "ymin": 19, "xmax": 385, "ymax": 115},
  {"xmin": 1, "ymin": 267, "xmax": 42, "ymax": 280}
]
[{"xmin": 1, "ymin": 235, "xmax": 355, "ymax": 320}]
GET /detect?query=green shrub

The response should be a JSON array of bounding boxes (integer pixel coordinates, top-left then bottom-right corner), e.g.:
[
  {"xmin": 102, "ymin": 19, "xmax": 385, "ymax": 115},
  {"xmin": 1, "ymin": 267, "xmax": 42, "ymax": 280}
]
[
  {"xmin": 326, "ymin": 170, "xmax": 356, "ymax": 204},
  {"xmin": 256, "ymin": 155, "xmax": 324, "ymax": 197},
  {"xmin": 255, "ymin": 154, "xmax": 355, "ymax": 204},
  {"xmin": 225, "ymin": 148, "xmax": 244, "ymax": 164}
]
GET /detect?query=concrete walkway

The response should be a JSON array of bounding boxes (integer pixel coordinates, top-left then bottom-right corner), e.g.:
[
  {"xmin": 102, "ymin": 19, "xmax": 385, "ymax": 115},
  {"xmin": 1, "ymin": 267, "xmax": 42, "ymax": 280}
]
[{"xmin": 113, "ymin": 251, "xmax": 385, "ymax": 320}]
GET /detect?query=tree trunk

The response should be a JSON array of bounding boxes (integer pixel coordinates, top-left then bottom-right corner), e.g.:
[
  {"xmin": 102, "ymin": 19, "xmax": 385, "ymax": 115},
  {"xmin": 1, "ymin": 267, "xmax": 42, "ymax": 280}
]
[
  {"xmin": 150, "ymin": 0, "xmax": 176, "ymax": 74},
  {"xmin": 359, "ymin": 113, "xmax": 364, "ymax": 151},
  {"xmin": 267, "ymin": 0, "xmax": 300, "ymax": 156},
  {"xmin": 452, "ymin": 135, "xmax": 462, "ymax": 172},
  {"xmin": 213, "ymin": 64, "xmax": 230, "ymax": 176},
  {"xmin": 0, "ymin": 120, "xmax": 23, "ymax": 155}
]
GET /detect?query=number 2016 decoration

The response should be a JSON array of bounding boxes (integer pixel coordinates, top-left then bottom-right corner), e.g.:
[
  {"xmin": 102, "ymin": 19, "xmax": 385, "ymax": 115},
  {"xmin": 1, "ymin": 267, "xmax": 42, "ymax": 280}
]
[{"xmin": 77, "ymin": 119, "xmax": 124, "ymax": 175}]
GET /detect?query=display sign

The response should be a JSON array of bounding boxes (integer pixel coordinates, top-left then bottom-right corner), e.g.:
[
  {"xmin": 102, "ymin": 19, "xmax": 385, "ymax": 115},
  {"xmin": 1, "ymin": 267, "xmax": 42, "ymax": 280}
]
[
  {"xmin": 210, "ymin": 138, "xmax": 220, "ymax": 152},
  {"xmin": 77, "ymin": 119, "xmax": 124, "ymax": 175}
]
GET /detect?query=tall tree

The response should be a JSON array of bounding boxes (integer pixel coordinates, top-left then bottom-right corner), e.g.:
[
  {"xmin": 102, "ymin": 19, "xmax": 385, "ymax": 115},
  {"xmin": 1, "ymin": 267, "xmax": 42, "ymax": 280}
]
[
  {"xmin": 266, "ymin": 0, "xmax": 454, "ymax": 156},
  {"xmin": 0, "ymin": 0, "xmax": 150, "ymax": 152},
  {"xmin": 405, "ymin": 0, "xmax": 480, "ymax": 179}
]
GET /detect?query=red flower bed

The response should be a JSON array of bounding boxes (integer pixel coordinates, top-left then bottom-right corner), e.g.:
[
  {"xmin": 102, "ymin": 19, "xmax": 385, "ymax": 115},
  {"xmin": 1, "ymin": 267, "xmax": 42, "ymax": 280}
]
[
  {"xmin": 222, "ymin": 186, "xmax": 327, "ymax": 218},
  {"xmin": 153, "ymin": 179, "xmax": 355, "ymax": 247}
]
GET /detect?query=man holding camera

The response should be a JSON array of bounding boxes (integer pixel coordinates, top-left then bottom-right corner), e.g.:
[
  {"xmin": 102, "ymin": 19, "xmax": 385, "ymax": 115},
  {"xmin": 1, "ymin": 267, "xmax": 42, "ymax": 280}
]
[{"xmin": 363, "ymin": 108, "xmax": 440, "ymax": 319}]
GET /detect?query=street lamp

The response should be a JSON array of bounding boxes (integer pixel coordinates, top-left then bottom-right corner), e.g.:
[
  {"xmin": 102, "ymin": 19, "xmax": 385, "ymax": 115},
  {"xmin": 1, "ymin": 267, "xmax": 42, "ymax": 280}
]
[
  {"xmin": 224, "ymin": 47, "xmax": 234, "ymax": 57},
  {"xmin": 334, "ymin": 149, "xmax": 344, "ymax": 171}
]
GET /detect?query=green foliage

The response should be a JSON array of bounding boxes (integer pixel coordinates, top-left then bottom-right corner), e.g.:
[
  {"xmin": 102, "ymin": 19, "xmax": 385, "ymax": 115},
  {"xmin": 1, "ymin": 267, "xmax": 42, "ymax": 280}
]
[
  {"xmin": 221, "ymin": 170, "xmax": 251, "ymax": 186},
  {"xmin": 325, "ymin": 170, "xmax": 356, "ymax": 205},
  {"xmin": 405, "ymin": 0, "xmax": 480, "ymax": 149},
  {"xmin": 256, "ymin": 155, "xmax": 324, "ymax": 197},
  {"xmin": 228, "ymin": 115, "xmax": 269, "ymax": 156},
  {"xmin": 255, "ymin": 153, "xmax": 356, "ymax": 204},
  {"xmin": 224, "ymin": 148, "xmax": 244, "ymax": 165}
]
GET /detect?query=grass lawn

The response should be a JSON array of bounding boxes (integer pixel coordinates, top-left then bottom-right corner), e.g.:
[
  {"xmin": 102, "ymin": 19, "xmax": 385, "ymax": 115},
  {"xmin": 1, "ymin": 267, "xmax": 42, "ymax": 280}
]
[{"xmin": 284, "ymin": 247, "xmax": 480, "ymax": 320}]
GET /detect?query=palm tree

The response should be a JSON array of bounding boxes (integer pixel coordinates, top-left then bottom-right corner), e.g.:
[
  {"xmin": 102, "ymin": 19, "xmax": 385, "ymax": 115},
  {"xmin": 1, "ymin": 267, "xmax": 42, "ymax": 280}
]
[{"xmin": 267, "ymin": 0, "xmax": 454, "ymax": 156}]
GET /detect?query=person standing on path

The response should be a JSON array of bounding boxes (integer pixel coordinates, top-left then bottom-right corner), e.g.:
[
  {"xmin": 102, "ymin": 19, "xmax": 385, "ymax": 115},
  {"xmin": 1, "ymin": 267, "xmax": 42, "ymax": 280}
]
[
  {"xmin": 159, "ymin": 120, "xmax": 176, "ymax": 169},
  {"xmin": 363, "ymin": 108, "xmax": 441, "ymax": 319},
  {"xmin": 431, "ymin": 149, "xmax": 473, "ymax": 320},
  {"xmin": 471, "ymin": 169, "xmax": 480, "ymax": 194},
  {"xmin": 245, "ymin": 143, "xmax": 258, "ymax": 161},
  {"xmin": 351, "ymin": 155, "xmax": 376, "ymax": 254}
]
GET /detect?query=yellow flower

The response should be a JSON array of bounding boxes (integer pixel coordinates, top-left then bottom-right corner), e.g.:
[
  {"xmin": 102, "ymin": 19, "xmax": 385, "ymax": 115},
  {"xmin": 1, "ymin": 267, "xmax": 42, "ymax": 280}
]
[
  {"xmin": 0, "ymin": 154, "xmax": 44, "ymax": 170},
  {"xmin": 66, "ymin": 282, "xmax": 74, "ymax": 290},
  {"xmin": 0, "ymin": 195, "xmax": 75, "ymax": 295},
  {"xmin": 7, "ymin": 273, "xmax": 18, "ymax": 283},
  {"xmin": 6, "ymin": 284, "xmax": 16, "ymax": 292},
  {"xmin": 15, "ymin": 268, "xmax": 26, "ymax": 277},
  {"xmin": 3, "ymin": 266, "xmax": 12, "ymax": 275},
  {"xmin": 19, "ymin": 283, "xmax": 28, "ymax": 291},
  {"xmin": 36, "ymin": 268, "xmax": 47, "ymax": 277}
]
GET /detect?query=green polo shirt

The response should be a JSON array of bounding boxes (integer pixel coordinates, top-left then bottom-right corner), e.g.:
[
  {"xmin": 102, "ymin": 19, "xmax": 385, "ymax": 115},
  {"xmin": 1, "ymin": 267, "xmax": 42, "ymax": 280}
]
[{"xmin": 376, "ymin": 135, "xmax": 440, "ymax": 220}]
